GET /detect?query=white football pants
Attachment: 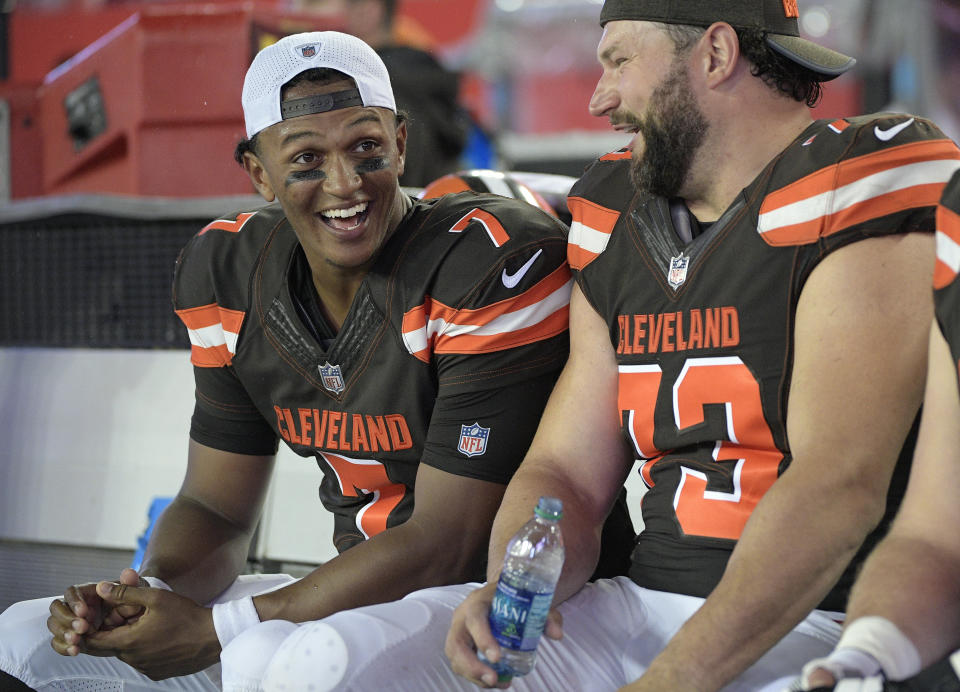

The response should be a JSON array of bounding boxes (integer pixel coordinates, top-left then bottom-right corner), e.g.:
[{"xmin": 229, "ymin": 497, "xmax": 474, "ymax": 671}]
[{"xmin": 221, "ymin": 577, "xmax": 842, "ymax": 692}]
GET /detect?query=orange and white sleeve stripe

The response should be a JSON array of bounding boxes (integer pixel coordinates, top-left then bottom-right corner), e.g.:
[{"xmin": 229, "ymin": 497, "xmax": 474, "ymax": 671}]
[
  {"xmin": 935, "ymin": 196, "xmax": 960, "ymax": 290},
  {"xmin": 175, "ymin": 303, "xmax": 245, "ymax": 367},
  {"xmin": 567, "ymin": 197, "xmax": 620, "ymax": 270},
  {"xmin": 401, "ymin": 264, "xmax": 572, "ymax": 362},
  {"xmin": 758, "ymin": 139, "xmax": 960, "ymax": 246}
]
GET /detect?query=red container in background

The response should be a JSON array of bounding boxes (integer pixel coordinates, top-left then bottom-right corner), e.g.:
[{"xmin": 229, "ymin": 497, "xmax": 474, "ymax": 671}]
[
  {"xmin": 37, "ymin": 6, "xmax": 256, "ymax": 197},
  {"xmin": 9, "ymin": 0, "xmax": 490, "ymax": 199}
]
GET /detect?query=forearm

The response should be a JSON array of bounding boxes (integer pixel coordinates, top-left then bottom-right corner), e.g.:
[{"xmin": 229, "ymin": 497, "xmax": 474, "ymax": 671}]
[
  {"xmin": 639, "ymin": 473, "xmax": 876, "ymax": 691},
  {"xmin": 140, "ymin": 495, "xmax": 255, "ymax": 604},
  {"xmin": 839, "ymin": 324, "xmax": 960, "ymax": 666},
  {"xmin": 844, "ymin": 532, "xmax": 960, "ymax": 666},
  {"xmin": 488, "ymin": 459, "xmax": 606, "ymax": 603},
  {"xmin": 254, "ymin": 518, "xmax": 483, "ymax": 623}
]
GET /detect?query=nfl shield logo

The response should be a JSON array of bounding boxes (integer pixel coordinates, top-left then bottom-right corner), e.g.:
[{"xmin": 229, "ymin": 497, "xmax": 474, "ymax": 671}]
[
  {"xmin": 458, "ymin": 423, "xmax": 490, "ymax": 458},
  {"xmin": 298, "ymin": 43, "xmax": 318, "ymax": 58},
  {"xmin": 668, "ymin": 253, "xmax": 690, "ymax": 288},
  {"xmin": 319, "ymin": 362, "xmax": 345, "ymax": 394}
]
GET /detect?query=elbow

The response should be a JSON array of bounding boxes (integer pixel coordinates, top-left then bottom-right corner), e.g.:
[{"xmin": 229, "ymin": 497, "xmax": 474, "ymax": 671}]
[
  {"xmin": 781, "ymin": 471, "xmax": 891, "ymax": 559},
  {"xmin": 862, "ymin": 494, "xmax": 890, "ymax": 535},
  {"xmin": 787, "ymin": 447, "xmax": 902, "ymax": 550},
  {"xmin": 831, "ymin": 482, "xmax": 892, "ymax": 552},
  {"xmin": 399, "ymin": 519, "xmax": 490, "ymax": 586},
  {"xmin": 434, "ymin": 537, "xmax": 490, "ymax": 584},
  {"xmin": 417, "ymin": 554, "xmax": 486, "ymax": 588},
  {"xmin": 854, "ymin": 454, "xmax": 909, "ymax": 539}
]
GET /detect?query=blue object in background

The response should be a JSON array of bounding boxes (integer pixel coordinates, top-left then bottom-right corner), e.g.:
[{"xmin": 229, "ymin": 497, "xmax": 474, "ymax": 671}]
[
  {"xmin": 463, "ymin": 121, "xmax": 496, "ymax": 170},
  {"xmin": 131, "ymin": 496, "xmax": 173, "ymax": 570},
  {"xmin": 891, "ymin": 54, "xmax": 919, "ymax": 106}
]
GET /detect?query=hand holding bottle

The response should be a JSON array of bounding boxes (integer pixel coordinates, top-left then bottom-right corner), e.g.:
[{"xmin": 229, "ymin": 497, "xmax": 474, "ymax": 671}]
[{"xmin": 445, "ymin": 497, "xmax": 566, "ymax": 687}]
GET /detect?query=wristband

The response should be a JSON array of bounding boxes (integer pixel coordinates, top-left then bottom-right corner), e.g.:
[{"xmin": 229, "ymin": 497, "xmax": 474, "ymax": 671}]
[
  {"xmin": 212, "ymin": 596, "xmax": 261, "ymax": 649},
  {"xmin": 836, "ymin": 616, "xmax": 922, "ymax": 681},
  {"xmin": 141, "ymin": 576, "xmax": 172, "ymax": 591}
]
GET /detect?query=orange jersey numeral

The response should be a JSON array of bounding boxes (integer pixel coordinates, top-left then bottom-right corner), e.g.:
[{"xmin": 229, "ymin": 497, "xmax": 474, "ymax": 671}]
[
  {"xmin": 619, "ymin": 356, "xmax": 781, "ymax": 541},
  {"xmin": 449, "ymin": 208, "xmax": 510, "ymax": 247},
  {"xmin": 320, "ymin": 452, "xmax": 407, "ymax": 539},
  {"xmin": 199, "ymin": 212, "xmax": 256, "ymax": 235}
]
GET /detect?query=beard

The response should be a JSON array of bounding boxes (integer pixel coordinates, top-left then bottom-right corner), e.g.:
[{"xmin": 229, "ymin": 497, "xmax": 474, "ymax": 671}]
[{"xmin": 626, "ymin": 58, "xmax": 709, "ymax": 199}]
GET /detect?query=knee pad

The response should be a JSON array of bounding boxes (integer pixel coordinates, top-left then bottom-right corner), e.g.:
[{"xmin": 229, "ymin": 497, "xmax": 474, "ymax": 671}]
[
  {"xmin": 221, "ymin": 620, "xmax": 299, "ymax": 692},
  {"xmin": 261, "ymin": 622, "xmax": 349, "ymax": 692}
]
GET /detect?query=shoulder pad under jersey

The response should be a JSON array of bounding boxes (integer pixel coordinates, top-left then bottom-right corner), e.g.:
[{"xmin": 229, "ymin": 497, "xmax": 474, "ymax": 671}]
[
  {"xmin": 404, "ymin": 192, "xmax": 570, "ymax": 307},
  {"xmin": 567, "ymin": 150, "xmax": 635, "ymax": 271},
  {"xmin": 397, "ymin": 193, "xmax": 572, "ymax": 361},
  {"xmin": 758, "ymin": 113, "xmax": 960, "ymax": 246},
  {"xmin": 172, "ymin": 203, "xmax": 283, "ymax": 367}
]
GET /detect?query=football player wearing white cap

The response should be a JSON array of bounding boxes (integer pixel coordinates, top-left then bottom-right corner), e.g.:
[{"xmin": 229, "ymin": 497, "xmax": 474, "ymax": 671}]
[
  {"xmin": 210, "ymin": 2, "xmax": 960, "ymax": 691},
  {"xmin": 0, "ymin": 31, "xmax": 635, "ymax": 691}
]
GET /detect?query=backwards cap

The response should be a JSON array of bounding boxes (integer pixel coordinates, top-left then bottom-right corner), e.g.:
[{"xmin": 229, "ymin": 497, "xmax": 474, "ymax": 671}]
[
  {"xmin": 599, "ymin": 0, "xmax": 855, "ymax": 80},
  {"xmin": 242, "ymin": 31, "xmax": 396, "ymax": 139}
]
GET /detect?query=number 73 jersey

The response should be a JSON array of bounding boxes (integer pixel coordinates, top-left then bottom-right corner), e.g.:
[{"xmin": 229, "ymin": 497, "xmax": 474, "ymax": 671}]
[{"xmin": 569, "ymin": 114, "xmax": 960, "ymax": 610}]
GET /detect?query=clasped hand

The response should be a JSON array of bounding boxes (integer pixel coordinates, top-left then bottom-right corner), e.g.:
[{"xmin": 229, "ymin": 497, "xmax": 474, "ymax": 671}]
[{"xmin": 46, "ymin": 567, "xmax": 220, "ymax": 680}]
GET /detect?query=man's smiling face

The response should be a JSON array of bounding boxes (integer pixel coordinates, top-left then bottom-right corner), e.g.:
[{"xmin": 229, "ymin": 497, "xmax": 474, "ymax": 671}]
[
  {"xmin": 246, "ymin": 77, "xmax": 408, "ymax": 273},
  {"xmin": 590, "ymin": 21, "xmax": 709, "ymax": 199}
]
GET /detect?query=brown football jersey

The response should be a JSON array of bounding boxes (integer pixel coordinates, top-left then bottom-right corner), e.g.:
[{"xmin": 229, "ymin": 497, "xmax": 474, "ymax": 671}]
[{"xmin": 570, "ymin": 114, "xmax": 960, "ymax": 610}]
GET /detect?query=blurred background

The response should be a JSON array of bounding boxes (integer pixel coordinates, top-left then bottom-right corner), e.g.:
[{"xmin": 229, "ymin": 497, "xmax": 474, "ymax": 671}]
[
  {"xmin": 0, "ymin": 0, "xmax": 958, "ymax": 610},
  {"xmin": 1, "ymin": 0, "xmax": 958, "ymax": 200}
]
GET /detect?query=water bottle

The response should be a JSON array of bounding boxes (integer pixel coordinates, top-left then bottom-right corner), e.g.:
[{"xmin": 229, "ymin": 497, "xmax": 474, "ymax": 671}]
[{"xmin": 483, "ymin": 496, "xmax": 565, "ymax": 682}]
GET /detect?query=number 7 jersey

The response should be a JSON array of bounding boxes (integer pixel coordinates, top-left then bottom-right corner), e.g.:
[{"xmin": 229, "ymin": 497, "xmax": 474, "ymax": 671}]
[
  {"xmin": 173, "ymin": 192, "xmax": 573, "ymax": 558},
  {"xmin": 569, "ymin": 114, "xmax": 960, "ymax": 611}
]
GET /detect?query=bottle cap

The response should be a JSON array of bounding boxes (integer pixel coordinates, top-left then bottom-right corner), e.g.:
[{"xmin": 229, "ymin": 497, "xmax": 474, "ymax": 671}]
[{"xmin": 535, "ymin": 496, "xmax": 563, "ymax": 520}]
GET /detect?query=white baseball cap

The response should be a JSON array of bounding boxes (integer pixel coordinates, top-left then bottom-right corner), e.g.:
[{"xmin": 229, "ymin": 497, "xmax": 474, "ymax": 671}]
[{"xmin": 241, "ymin": 31, "xmax": 397, "ymax": 139}]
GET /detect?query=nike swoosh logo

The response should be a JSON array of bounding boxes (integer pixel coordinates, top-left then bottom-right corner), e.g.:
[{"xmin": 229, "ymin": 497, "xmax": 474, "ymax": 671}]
[
  {"xmin": 502, "ymin": 249, "xmax": 543, "ymax": 288},
  {"xmin": 874, "ymin": 117, "xmax": 915, "ymax": 141}
]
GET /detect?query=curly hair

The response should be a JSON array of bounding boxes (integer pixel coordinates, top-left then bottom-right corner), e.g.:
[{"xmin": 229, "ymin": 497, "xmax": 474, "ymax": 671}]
[
  {"xmin": 659, "ymin": 23, "xmax": 825, "ymax": 107},
  {"xmin": 233, "ymin": 67, "xmax": 406, "ymax": 165},
  {"xmin": 735, "ymin": 28, "xmax": 824, "ymax": 107}
]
